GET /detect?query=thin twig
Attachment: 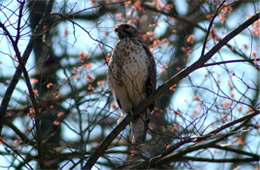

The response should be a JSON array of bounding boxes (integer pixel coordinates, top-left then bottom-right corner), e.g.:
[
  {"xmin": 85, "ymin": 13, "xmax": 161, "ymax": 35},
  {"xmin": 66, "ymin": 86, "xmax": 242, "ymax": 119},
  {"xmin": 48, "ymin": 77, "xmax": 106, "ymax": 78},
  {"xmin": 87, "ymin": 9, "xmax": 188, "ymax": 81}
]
[
  {"xmin": 201, "ymin": 0, "xmax": 226, "ymax": 57},
  {"xmin": 202, "ymin": 58, "xmax": 259, "ymax": 68},
  {"xmin": 178, "ymin": 156, "xmax": 259, "ymax": 163}
]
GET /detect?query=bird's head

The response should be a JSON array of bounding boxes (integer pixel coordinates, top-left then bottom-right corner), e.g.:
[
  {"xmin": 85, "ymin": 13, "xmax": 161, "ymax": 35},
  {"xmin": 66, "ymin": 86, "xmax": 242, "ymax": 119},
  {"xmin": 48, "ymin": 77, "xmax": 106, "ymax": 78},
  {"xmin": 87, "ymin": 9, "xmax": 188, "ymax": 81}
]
[{"xmin": 115, "ymin": 24, "xmax": 140, "ymax": 39}]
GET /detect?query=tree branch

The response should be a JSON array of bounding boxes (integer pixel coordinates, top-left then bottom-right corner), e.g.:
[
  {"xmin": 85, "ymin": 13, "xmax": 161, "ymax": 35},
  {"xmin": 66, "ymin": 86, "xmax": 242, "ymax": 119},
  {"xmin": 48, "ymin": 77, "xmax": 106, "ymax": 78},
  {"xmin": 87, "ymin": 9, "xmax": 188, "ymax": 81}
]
[
  {"xmin": 84, "ymin": 12, "xmax": 260, "ymax": 169},
  {"xmin": 201, "ymin": 0, "xmax": 226, "ymax": 57},
  {"xmin": 133, "ymin": 12, "xmax": 259, "ymax": 121},
  {"xmin": 141, "ymin": 110, "xmax": 259, "ymax": 166},
  {"xmin": 0, "ymin": 0, "xmax": 55, "ymax": 168},
  {"xmin": 212, "ymin": 144, "xmax": 260, "ymax": 158},
  {"xmin": 179, "ymin": 156, "xmax": 259, "ymax": 163},
  {"xmin": 202, "ymin": 58, "xmax": 259, "ymax": 68},
  {"xmin": 83, "ymin": 114, "xmax": 133, "ymax": 169}
]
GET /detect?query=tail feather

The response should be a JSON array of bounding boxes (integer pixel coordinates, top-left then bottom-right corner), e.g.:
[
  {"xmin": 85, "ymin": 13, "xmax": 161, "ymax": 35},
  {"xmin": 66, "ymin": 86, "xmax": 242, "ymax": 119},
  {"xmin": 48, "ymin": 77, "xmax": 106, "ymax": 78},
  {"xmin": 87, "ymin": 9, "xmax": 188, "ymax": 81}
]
[{"xmin": 130, "ymin": 109, "xmax": 150, "ymax": 145}]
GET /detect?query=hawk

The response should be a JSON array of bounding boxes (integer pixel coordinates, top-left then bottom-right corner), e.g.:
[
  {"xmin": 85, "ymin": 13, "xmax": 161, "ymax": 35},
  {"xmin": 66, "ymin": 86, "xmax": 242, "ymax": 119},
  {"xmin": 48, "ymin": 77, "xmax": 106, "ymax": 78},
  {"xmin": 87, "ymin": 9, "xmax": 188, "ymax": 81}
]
[{"xmin": 107, "ymin": 24, "xmax": 156, "ymax": 145}]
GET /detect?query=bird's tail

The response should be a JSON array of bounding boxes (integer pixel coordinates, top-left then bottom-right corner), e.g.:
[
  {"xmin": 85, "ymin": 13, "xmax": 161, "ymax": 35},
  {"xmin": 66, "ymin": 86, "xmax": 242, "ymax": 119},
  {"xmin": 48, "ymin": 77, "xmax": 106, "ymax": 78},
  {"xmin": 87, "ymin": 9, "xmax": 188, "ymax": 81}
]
[{"xmin": 130, "ymin": 109, "xmax": 150, "ymax": 145}]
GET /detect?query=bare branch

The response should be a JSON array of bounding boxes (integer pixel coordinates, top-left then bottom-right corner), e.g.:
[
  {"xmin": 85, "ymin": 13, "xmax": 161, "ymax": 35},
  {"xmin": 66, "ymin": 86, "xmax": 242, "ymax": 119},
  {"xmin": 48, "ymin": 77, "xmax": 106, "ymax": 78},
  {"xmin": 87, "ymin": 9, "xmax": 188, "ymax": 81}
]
[
  {"xmin": 178, "ymin": 156, "xmax": 259, "ymax": 163},
  {"xmin": 201, "ymin": 0, "xmax": 226, "ymax": 57}
]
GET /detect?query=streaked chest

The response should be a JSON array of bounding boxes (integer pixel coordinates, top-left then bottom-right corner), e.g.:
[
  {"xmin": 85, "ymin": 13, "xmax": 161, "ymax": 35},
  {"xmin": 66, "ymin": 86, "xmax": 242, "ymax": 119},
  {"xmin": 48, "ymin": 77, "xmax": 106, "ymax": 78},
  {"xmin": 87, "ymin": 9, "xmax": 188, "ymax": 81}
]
[{"xmin": 108, "ymin": 38, "xmax": 149, "ymax": 82}]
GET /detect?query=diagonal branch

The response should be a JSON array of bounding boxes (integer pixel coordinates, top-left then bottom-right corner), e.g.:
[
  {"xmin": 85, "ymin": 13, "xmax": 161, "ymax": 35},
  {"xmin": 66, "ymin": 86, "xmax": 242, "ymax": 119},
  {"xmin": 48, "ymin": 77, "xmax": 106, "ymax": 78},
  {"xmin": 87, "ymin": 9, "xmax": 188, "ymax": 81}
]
[
  {"xmin": 84, "ymin": 12, "xmax": 260, "ymax": 169},
  {"xmin": 84, "ymin": 114, "xmax": 133, "ymax": 169},
  {"xmin": 140, "ymin": 12, "xmax": 259, "ymax": 114}
]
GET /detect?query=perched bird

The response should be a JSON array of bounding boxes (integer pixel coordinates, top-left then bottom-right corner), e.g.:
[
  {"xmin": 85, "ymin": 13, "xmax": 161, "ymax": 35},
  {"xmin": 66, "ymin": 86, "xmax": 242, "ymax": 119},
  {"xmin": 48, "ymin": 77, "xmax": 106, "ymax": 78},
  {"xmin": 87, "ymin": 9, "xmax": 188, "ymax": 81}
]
[{"xmin": 107, "ymin": 24, "xmax": 156, "ymax": 145}]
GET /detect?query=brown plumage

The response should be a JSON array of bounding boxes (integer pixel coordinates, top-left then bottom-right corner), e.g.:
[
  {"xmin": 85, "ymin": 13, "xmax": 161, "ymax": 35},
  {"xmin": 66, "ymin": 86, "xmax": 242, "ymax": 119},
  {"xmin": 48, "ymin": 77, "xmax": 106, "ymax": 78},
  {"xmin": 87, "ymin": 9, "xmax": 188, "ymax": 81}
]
[{"xmin": 107, "ymin": 24, "xmax": 156, "ymax": 145}]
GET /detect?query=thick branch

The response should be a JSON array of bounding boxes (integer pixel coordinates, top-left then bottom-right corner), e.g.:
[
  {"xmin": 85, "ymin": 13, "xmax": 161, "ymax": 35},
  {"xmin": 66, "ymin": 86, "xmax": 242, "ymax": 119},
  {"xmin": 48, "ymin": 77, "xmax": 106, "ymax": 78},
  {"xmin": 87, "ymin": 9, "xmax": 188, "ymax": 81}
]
[
  {"xmin": 133, "ymin": 12, "xmax": 259, "ymax": 121},
  {"xmin": 84, "ymin": 12, "xmax": 260, "ymax": 169},
  {"xmin": 83, "ymin": 114, "xmax": 133, "ymax": 169}
]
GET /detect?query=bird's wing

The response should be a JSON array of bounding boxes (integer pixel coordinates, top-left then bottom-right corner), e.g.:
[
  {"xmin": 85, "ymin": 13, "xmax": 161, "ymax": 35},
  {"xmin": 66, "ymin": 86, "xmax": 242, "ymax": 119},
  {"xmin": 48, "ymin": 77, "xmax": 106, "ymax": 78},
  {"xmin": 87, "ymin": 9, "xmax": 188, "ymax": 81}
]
[
  {"xmin": 143, "ymin": 44, "xmax": 156, "ymax": 111},
  {"xmin": 131, "ymin": 44, "xmax": 156, "ymax": 144}
]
